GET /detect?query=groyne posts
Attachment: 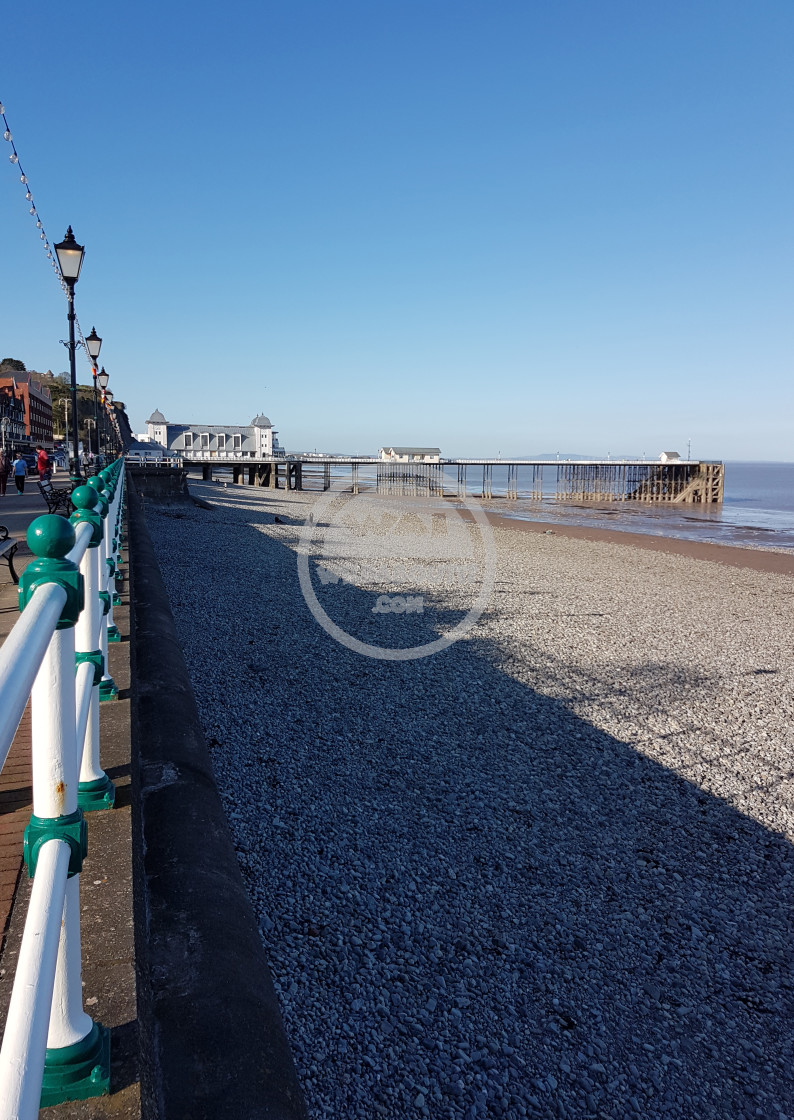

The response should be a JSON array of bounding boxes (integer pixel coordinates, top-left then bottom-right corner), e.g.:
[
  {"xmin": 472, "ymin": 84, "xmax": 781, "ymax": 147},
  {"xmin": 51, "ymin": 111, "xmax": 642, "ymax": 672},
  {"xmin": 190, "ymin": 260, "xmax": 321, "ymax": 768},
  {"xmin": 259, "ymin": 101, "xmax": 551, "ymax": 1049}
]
[{"xmin": 0, "ymin": 455, "xmax": 125, "ymax": 1113}]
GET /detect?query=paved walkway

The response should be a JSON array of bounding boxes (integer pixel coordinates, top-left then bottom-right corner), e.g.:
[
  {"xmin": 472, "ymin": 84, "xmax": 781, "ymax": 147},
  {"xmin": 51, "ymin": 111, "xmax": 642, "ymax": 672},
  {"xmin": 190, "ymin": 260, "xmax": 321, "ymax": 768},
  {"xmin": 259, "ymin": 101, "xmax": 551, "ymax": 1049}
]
[
  {"xmin": 0, "ymin": 491, "xmax": 140, "ymax": 1115},
  {"xmin": 0, "ymin": 477, "xmax": 57, "ymax": 540},
  {"xmin": 0, "ymin": 508, "xmax": 34, "ymax": 943}
]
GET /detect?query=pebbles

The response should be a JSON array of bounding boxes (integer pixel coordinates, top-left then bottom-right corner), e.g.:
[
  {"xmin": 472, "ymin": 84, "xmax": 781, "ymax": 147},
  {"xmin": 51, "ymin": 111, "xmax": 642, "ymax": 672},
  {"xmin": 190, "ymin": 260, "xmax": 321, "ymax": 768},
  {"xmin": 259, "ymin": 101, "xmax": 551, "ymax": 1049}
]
[{"xmin": 147, "ymin": 484, "xmax": 794, "ymax": 1120}]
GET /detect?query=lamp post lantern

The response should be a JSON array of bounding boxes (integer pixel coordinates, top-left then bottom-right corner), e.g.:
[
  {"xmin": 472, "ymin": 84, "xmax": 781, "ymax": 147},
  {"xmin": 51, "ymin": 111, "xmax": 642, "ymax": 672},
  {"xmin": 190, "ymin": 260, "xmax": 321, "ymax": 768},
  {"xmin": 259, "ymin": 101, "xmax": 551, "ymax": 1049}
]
[
  {"xmin": 54, "ymin": 227, "xmax": 86, "ymax": 481},
  {"xmin": 86, "ymin": 329, "xmax": 102, "ymax": 451},
  {"xmin": 85, "ymin": 326, "xmax": 102, "ymax": 363},
  {"xmin": 97, "ymin": 368, "xmax": 109, "ymax": 457},
  {"xmin": 105, "ymin": 391, "xmax": 114, "ymax": 456}
]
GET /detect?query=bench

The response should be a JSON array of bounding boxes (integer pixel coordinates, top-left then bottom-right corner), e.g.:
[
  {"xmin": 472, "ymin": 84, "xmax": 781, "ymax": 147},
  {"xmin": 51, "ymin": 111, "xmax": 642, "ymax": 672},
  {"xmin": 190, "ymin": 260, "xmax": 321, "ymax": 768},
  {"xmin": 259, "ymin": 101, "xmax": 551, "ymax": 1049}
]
[
  {"xmin": 0, "ymin": 526, "xmax": 19, "ymax": 585},
  {"xmin": 38, "ymin": 478, "xmax": 73, "ymax": 516}
]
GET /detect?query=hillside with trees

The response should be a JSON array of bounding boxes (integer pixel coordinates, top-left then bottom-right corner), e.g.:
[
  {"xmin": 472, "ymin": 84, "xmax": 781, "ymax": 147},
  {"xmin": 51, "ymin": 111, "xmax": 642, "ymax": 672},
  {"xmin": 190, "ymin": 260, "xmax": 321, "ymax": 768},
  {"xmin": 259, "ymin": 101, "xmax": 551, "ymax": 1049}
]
[{"xmin": 0, "ymin": 357, "xmax": 126, "ymax": 450}]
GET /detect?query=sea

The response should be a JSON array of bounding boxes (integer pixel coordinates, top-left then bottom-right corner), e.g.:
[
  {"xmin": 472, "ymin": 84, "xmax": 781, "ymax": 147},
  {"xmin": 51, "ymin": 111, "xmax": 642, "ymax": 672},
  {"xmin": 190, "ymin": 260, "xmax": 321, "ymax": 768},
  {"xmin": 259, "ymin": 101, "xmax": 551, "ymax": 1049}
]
[
  {"xmin": 304, "ymin": 460, "xmax": 794, "ymax": 551},
  {"xmin": 484, "ymin": 461, "xmax": 794, "ymax": 551}
]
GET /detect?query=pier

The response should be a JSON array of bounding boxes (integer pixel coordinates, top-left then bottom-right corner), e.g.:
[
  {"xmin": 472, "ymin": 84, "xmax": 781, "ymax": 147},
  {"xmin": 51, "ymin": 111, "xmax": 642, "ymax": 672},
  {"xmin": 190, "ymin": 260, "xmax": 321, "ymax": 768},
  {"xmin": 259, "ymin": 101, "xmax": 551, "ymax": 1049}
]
[{"xmin": 173, "ymin": 454, "xmax": 725, "ymax": 503}]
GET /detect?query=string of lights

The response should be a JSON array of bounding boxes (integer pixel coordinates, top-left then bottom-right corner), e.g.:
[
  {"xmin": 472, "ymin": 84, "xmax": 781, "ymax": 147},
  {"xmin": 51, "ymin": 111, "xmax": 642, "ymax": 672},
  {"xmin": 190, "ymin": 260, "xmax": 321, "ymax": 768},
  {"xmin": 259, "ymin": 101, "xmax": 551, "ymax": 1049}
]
[{"xmin": 1, "ymin": 98, "xmax": 97, "ymax": 375}]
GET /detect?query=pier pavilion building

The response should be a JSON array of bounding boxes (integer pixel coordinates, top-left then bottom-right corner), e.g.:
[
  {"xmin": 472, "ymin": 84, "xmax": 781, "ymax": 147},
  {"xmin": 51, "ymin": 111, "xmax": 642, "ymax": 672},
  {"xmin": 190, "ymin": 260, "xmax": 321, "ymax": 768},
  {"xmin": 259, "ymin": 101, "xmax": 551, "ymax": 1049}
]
[{"xmin": 144, "ymin": 409, "xmax": 283, "ymax": 458}]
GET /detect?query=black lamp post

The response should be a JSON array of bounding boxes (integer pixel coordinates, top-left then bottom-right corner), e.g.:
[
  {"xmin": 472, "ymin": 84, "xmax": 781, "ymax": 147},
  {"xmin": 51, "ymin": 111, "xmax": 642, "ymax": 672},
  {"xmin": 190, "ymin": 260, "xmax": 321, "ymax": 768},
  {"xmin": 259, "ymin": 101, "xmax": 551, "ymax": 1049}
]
[
  {"xmin": 54, "ymin": 227, "xmax": 85, "ymax": 481},
  {"xmin": 97, "ymin": 367, "xmax": 109, "ymax": 457},
  {"xmin": 105, "ymin": 390, "xmax": 115, "ymax": 456},
  {"xmin": 85, "ymin": 327, "xmax": 102, "ymax": 457}
]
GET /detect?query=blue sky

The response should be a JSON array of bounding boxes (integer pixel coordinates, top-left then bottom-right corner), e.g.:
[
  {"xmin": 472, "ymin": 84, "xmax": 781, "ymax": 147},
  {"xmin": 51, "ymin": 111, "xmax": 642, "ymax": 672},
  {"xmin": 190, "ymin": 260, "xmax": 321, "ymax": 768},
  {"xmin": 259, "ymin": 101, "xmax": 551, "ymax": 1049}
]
[{"xmin": 1, "ymin": 1, "xmax": 792, "ymax": 458}]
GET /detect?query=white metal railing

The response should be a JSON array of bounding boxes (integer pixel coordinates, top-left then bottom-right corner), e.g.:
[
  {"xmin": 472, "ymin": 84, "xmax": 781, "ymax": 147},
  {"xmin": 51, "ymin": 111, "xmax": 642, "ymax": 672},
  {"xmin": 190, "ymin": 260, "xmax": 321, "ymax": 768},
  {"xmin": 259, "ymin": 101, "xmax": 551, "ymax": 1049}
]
[{"xmin": 0, "ymin": 459, "xmax": 125, "ymax": 1116}]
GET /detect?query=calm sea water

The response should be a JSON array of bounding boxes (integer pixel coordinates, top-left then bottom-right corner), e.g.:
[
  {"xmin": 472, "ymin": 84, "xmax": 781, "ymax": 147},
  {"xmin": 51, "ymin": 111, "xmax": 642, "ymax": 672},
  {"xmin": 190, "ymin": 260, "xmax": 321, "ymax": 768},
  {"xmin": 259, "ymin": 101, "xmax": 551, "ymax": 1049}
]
[
  {"xmin": 302, "ymin": 460, "xmax": 794, "ymax": 550},
  {"xmin": 489, "ymin": 461, "xmax": 794, "ymax": 550}
]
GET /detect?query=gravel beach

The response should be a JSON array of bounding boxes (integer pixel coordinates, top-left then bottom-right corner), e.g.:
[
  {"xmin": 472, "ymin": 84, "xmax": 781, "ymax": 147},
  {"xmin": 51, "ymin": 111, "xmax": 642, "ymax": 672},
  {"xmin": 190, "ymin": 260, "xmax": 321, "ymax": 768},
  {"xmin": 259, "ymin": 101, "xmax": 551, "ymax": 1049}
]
[{"xmin": 145, "ymin": 480, "xmax": 793, "ymax": 1120}]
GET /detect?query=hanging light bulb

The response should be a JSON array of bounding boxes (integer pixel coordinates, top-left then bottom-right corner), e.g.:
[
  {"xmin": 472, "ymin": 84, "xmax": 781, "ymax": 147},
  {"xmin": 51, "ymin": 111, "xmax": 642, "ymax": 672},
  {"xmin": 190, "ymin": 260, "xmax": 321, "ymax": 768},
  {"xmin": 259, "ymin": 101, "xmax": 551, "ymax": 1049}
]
[
  {"xmin": 20, "ymin": 174, "xmax": 26, "ymax": 183},
  {"xmin": 9, "ymin": 153, "xmax": 18, "ymax": 164},
  {"xmin": 25, "ymin": 190, "xmax": 32, "ymax": 200},
  {"xmin": 36, "ymin": 219, "xmax": 42, "ymax": 228},
  {"xmin": 0, "ymin": 104, "xmax": 5, "ymax": 113},
  {"xmin": 29, "ymin": 207, "xmax": 35, "ymax": 215},
  {"xmin": 3, "ymin": 130, "xmax": 11, "ymax": 141}
]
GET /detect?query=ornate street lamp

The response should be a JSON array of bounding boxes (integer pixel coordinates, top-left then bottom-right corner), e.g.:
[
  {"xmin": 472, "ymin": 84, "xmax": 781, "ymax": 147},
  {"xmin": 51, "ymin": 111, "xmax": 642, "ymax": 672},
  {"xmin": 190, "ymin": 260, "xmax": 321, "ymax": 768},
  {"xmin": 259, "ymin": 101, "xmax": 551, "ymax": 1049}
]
[
  {"xmin": 97, "ymin": 369, "xmax": 109, "ymax": 455},
  {"xmin": 86, "ymin": 329, "xmax": 103, "ymax": 455},
  {"xmin": 54, "ymin": 227, "xmax": 86, "ymax": 480},
  {"xmin": 105, "ymin": 391, "xmax": 115, "ymax": 455},
  {"xmin": 85, "ymin": 326, "xmax": 102, "ymax": 363}
]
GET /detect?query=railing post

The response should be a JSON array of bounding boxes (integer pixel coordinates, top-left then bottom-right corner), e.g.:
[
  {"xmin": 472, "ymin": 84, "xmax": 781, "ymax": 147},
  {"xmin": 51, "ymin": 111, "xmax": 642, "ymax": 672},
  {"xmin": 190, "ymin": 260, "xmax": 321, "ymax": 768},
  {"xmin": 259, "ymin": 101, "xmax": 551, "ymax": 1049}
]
[
  {"xmin": 71, "ymin": 487, "xmax": 115, "ymax": 811},
  {"xmin": 103, "ymin": 470, "xmax": 123, "ymax": 640},
  {"xmin": 87, "ymin": 474, "xmax": 119, "ymax": 701},
  {"xmin": 112, "ymin": 469, "xmax": 125, "ymax": 609},
  {"xmin": 18, "ymin": 516, "xmax": 110, "ymax": 1106}
]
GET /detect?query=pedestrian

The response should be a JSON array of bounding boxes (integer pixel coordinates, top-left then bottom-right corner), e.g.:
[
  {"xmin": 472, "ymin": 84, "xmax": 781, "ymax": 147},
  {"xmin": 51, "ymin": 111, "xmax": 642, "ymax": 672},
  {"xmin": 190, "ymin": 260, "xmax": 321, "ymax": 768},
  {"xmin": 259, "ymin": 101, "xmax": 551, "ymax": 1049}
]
[
  {"xmin": 36, "ymin": 444, "xmax": 50, "ymax": 481},
  {"xmin": 80, "ymin": 449, "xmax": 90, "ymax": 473},
  {"xmin": 12, "ymin": 451, "xmax": 27, "ymax": 494},
  {"xmin": 0, "ymin": 447, "xmax": 9, "ymax": 497}
]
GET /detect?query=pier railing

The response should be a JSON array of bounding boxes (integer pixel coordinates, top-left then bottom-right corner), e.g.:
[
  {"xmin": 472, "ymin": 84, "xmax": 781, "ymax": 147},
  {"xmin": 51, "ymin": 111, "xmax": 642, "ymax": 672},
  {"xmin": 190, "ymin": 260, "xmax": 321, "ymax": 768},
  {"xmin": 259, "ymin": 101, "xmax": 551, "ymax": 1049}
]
[{"xmin": 0, "ymin": 460, "xmax": 124, "ymax": 1116}]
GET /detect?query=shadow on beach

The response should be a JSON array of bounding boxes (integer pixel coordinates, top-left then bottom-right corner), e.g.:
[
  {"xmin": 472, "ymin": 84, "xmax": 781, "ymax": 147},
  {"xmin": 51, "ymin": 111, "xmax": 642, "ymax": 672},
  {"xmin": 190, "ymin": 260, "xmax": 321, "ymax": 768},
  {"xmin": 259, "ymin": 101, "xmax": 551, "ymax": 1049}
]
[{"xmin": 147, "ymin": 490, "xmax": 793, "ymax": 1120}]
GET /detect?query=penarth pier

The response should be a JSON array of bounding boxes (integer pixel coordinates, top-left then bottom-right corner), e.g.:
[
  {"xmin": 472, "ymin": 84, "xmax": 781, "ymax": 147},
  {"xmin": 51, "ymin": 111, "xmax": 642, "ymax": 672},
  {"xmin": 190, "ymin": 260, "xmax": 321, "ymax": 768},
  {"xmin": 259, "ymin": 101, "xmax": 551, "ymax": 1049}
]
[{"xmin": 177, "ymin": 454, "xmax": 725, "ymax": 504}]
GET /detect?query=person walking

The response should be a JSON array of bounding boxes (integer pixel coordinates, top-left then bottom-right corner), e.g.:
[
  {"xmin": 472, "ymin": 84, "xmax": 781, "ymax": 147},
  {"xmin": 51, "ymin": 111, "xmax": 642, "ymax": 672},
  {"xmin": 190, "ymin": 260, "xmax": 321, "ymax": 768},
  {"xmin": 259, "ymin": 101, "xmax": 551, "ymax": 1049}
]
[
  {"xmin": 36, "ymin": 445, "xmax": 50, "ymax": 481},
  {"xmin": 12, "ymin": 451, "xmax": 27, "ymax": 494},
  {"xmin": 0, "ymin": 447, "xmax": 9, "ymax": 497}
]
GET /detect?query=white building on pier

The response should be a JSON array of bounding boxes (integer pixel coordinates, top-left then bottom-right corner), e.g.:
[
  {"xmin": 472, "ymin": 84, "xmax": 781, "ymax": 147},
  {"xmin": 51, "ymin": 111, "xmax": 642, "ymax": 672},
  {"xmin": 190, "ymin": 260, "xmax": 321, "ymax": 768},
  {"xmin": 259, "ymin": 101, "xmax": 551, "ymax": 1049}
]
[
  {"xmin": 143, "ymin": 410, "xmax": 283, "ymax": 458},
  {"xmin": 378, "ymin": 446, "xmax": 441, "ymax": 463}
]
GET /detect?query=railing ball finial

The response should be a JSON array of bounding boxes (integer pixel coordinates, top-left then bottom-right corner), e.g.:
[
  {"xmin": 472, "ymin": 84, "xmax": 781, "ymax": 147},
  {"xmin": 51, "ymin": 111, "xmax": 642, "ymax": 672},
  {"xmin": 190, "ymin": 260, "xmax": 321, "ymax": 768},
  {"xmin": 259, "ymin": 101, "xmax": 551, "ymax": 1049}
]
[
  {"xmin": 85, "ymin": 476, "xmax": 111, "ymax": 513},
  {"xmin": 27, "ymin": 514, "xmax": 76, "ymax": 560},
  {"xmin": 71, "ymin": 485, "xmax": 99, "ymax": 511},
  {"xmin": 70, "ymin": 487, "xmax": 104, "ymax": 548},
  {"xmin": 21, "ymin": 516, "xmax": 83, "ymax": 628}
]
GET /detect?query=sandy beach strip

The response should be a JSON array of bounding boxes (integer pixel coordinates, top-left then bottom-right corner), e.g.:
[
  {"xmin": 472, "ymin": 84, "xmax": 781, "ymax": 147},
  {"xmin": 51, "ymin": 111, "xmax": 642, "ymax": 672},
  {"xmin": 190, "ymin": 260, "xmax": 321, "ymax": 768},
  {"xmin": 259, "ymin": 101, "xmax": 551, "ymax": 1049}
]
[
  {"xmin": 482, "ymin": 510, "xmax": 794, "ymax": 578},
  {"xmin": 146, "ymin": 480, "xmax": 794, "ymax": 1120}
]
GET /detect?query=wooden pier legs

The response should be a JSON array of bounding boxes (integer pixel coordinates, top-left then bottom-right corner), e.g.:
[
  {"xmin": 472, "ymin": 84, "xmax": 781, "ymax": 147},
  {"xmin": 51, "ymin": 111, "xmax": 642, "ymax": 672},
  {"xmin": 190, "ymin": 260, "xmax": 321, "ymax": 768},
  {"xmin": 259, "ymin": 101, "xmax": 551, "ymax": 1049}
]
[{"xmin": 481, "ymin": 464, "xmax": 492, "ymax": 500}]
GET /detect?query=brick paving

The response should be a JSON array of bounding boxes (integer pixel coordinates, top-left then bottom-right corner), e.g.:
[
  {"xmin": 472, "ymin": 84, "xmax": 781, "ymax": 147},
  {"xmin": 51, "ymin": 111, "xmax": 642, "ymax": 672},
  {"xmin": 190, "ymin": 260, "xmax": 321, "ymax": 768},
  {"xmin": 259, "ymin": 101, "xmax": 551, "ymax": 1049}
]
[{"xmin": 0, "ymin": 495, "xmax": 140, "ymax": 1115}]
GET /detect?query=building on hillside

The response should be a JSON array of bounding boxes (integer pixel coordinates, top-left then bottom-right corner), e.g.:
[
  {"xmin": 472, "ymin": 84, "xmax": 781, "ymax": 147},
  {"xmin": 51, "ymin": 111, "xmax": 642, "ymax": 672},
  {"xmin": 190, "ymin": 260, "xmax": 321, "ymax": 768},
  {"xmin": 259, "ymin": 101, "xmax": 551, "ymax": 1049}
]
[
  {"xmin": 378, "ymin": 446, "xmax": 441, "ymax": 463},
  {"xmin": 0, "ymin": 374, "xmax": 53, "ymax": 448},
  {"xmin": 144, "ymin": 410, "xmax": 283, "ymax": 457},
  {"xmin": 0, "ymin": 383, "xmax": 26, "ymax": 448}
]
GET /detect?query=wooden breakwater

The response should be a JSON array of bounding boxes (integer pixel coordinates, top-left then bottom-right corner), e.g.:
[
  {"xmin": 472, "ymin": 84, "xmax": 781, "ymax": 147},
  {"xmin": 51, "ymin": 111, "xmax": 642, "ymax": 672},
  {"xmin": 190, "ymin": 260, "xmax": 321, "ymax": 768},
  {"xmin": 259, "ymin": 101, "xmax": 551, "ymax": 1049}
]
[{"xmin": 180, "ymin": 456, "xmax": 724, "ymax": 503}]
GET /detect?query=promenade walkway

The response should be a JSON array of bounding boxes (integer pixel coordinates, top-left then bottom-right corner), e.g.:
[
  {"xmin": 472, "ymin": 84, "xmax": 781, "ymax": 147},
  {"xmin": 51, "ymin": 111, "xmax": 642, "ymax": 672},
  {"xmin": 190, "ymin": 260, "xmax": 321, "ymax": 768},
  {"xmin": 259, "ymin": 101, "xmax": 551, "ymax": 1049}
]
[
  {"xmin": 0, "ymin": 488, "xmax": 139, "ymax": 1117},
  {"xmin": 0, "ymin": 488, "xmax": 41, "ymax": 938},
  {"xmin": 0, "ymin": 470, "xmax": 307, "ymax": 1118}
]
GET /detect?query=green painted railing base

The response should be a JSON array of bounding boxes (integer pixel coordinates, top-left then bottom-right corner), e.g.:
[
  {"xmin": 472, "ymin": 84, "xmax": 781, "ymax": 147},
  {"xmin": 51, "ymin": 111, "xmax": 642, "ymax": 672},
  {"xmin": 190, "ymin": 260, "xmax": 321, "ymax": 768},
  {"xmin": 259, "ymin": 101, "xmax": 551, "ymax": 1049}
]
[
  {"xmin": 99, "ymin": 677, "xmax": 119, "ymax": 702},
  {"xmin": 108, "ymin": 624, "xmax": 122, "ymax": 642},
  {"xmin": 112, "ymin": 593, "xmax": 123, "ymax": 607},
  {"xmin": 78, "ymin": 774, "xmax": 116, "ymax": 812},
  {"xmin": 40, "ymin": 1021, "xmax": 110, "ymax": 1107}
]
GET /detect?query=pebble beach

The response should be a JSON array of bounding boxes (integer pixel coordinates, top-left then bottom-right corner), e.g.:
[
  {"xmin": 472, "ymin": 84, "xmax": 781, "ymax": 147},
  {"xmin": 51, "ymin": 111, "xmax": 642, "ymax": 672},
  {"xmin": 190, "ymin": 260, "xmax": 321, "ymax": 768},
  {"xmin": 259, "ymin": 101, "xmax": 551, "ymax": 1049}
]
[{"xmin": 146, "ymin": 480, "xmax": 793, "ymax": 1120}]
